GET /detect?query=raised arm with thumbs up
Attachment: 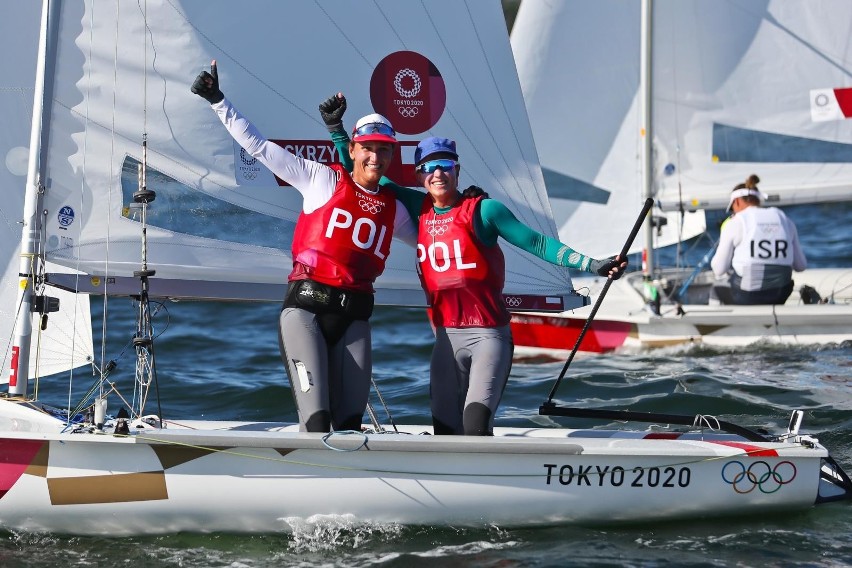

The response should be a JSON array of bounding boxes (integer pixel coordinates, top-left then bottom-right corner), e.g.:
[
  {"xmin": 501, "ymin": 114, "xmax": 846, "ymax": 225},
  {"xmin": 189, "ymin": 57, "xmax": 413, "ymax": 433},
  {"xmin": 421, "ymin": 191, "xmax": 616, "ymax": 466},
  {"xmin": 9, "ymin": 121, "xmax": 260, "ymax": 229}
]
[{"xmin": 191, "ymin": 59, "xmax": 224, "ymax": 104}]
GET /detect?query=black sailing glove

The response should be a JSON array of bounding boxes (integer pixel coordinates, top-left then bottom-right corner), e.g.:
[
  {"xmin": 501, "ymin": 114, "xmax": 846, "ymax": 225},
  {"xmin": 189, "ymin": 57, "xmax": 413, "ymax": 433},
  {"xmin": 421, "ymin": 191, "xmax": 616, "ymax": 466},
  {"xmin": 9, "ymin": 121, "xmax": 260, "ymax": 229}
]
[
  {"xmin": 590, "ymin": 256, "xmax": 627, "ymax": 280},
  {"xmin": 191, "ymin": 60, "xmax": 224, "ymax": 104},
  {"xmin": 319, "ymin": 93, "xmax": 347, "ymax": 132},
  {"xmin": 462, "ymin": 185, "xmax": 489, "ymax": 199}
]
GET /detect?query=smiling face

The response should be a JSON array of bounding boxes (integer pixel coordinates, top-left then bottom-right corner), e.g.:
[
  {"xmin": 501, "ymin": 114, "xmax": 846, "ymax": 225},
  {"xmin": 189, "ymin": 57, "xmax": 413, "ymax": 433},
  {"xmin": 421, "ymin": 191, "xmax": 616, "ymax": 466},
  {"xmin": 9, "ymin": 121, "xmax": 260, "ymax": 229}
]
[
  {"xmin": 416, "ymin": 151, "xmax": 460, "ymax": 208},
  {"xmin": 349, "ymin": 141, "xmax": 395, "ymax": 189}
]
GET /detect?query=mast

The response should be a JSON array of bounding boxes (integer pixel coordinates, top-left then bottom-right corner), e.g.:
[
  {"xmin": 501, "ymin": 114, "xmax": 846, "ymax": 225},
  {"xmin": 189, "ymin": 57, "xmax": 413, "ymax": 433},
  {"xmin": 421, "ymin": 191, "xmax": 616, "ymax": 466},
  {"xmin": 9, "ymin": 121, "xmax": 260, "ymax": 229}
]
[
  {"xmin": 640, "ymin": 0, "xmax": 654, "ymax": 278},
  {"xmin": 130, "ymin": 0, "xmax": 163, "ymax": 425},
  {"xmin": 9, "ymin": 0, "xmax": 58, "ymax": 396}
]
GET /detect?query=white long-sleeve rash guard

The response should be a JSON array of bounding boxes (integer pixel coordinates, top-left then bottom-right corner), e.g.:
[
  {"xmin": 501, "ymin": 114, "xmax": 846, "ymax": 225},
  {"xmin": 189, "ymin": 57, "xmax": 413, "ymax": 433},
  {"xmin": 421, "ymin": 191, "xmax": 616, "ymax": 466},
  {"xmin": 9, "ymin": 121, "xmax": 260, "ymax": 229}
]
[{"xmin": 212, "ymin": 98, "xmax": 417, "ymax": 246}]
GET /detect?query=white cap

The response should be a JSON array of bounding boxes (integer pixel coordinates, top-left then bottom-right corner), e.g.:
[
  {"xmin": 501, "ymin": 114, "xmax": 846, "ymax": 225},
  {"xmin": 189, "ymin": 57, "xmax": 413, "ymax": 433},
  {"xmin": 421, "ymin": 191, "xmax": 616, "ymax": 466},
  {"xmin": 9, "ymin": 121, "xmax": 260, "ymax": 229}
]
[
  {"xmin": 352, "ymin": 113, "xmax": 396, "ymax": 144},
  {"xmin": 727, "ymin": 188, "xmax": 767, "ymax": 211}
]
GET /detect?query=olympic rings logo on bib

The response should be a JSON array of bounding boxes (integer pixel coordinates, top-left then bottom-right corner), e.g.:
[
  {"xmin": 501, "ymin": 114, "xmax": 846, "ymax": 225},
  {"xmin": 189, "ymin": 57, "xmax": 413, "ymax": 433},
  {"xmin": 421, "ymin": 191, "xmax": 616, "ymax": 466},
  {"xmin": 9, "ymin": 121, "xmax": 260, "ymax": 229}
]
[
  {"xmin": 427, "ymin": 224, "xmax": 448, "ymax": 237},
  {"xmin": 721, "ymin": 460, "xmax": 797, "ymax": 494},
  {"xmin": 359, "ymin": 199, "xmax": 383, "ymax": 215}
]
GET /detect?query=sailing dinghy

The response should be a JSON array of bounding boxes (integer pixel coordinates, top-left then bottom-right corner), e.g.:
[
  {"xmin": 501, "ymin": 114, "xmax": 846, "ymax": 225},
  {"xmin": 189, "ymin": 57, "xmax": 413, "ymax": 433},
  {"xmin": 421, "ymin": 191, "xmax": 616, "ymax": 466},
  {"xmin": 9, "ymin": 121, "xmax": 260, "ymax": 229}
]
[
  {"xmin": 509, "ymin": 0, "xmax": 852, "ymax": 356},
  {"xmin": 1, "ymin": 0, "xmax": 850, "ymax": 535}
]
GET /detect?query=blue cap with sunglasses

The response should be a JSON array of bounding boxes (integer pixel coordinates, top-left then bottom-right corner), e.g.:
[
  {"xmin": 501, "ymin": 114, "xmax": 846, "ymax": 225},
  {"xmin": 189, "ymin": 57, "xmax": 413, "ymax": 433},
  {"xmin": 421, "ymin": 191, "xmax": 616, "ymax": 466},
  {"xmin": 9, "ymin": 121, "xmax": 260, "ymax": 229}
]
[{"xmin": 414, "ymin": 137, "xmax": 458, "ymax": 165}]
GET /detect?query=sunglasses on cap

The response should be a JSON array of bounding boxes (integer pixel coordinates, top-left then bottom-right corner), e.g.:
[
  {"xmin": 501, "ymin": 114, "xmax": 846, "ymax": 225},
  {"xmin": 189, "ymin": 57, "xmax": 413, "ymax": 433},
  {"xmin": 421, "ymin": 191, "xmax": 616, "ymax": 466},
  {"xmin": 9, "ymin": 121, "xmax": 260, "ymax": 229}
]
[
  {"xmin": 416, "ymin": 159, "xmax": 458, "ymax": 174},
  {"xmin": 353, "ymin": 122, "xmax": 395, "ymax": 138}
]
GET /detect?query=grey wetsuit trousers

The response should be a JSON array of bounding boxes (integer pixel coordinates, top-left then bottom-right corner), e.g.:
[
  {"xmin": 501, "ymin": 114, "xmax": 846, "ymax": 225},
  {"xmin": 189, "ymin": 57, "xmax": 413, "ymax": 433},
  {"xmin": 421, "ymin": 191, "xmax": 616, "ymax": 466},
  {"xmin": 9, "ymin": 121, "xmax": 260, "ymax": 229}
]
[
  {"xmin": 430, "ymin": 325, "xmax": 513, "ymax": 435},
  {"xmin": 278, "ymin": 306, "xmax": 371, "ymax": 432}
]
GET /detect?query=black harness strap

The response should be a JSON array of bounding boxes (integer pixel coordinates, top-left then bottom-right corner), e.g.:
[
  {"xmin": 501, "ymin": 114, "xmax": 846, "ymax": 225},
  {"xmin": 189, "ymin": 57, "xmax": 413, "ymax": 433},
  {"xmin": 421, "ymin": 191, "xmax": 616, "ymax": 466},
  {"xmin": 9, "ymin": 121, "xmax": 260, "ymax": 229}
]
[{"xmin": 284, "ymin": 279, "xmax": 374, "ymax": 345}]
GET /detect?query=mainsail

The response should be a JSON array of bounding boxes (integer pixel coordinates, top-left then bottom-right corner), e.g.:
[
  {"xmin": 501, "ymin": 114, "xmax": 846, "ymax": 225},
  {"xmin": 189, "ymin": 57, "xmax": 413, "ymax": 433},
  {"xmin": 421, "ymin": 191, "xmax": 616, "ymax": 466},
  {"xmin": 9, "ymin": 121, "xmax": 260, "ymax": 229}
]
[
  {"xmin": 1, "ymin": 0, "xmax": 92, "ymax": 384},
  {"xmin": 511, "ymin": 0, "xmax": 706, "ymax": 260},
  {"xmin": 35, "ymin": 0, "xmax": 583, "ymax": 311},
  {"xmin": 651, "ymin": 0, "xmax": 852, "ymax": 211},
  {"xmin": 512, "ymin": 0, "xmax": 852, "ymax": 261}
]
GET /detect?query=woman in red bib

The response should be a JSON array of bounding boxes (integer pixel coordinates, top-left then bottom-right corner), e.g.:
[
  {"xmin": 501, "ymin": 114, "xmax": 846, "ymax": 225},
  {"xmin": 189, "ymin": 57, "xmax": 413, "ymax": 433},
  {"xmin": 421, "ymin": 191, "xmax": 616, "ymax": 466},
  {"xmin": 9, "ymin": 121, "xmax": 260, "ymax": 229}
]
[
  {"xmin": 317, "ymin": 94, "xmax": 625, "ymax": 435},
  {"xmin": 193, "ymin": 64, "xmax": 417, "ymax": 432},
  {"xmin": 412, "ymin": 138, "xmax": 626, "ymax": 435}
]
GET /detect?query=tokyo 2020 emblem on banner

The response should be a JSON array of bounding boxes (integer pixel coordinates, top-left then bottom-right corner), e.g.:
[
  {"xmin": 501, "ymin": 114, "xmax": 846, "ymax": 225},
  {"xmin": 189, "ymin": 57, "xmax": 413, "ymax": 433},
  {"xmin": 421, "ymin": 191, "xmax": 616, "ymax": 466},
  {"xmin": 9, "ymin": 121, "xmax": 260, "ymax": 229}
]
[{"xmin": 370, "ymin": 51, "xmax": 447, "ymax": 135}]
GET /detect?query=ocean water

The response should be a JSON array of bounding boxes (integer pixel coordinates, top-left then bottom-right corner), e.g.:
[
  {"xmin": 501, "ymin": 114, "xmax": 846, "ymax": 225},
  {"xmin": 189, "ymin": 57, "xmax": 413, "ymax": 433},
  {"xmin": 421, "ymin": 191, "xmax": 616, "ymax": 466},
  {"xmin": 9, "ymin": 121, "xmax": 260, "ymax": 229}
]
[{"xmin": 2, "ymin": 203, "xmax": 851, "ymax": 567}]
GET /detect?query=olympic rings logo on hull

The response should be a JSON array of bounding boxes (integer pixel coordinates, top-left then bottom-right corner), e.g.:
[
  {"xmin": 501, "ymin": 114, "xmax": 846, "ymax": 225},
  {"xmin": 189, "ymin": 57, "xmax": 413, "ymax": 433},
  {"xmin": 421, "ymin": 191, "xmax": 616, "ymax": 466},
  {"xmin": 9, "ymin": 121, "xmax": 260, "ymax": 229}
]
[{"xmin": 721, "ymin": 460, "xmax": 797, "ymax": 494}]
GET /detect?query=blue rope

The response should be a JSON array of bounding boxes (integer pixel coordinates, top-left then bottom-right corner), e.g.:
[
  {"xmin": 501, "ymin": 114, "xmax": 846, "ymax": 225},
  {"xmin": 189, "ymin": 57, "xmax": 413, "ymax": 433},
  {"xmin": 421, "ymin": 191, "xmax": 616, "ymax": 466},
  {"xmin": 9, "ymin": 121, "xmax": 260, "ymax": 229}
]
[{"xmin": 321, "ymin": 430, "xmax": 368, "ymax": 451}]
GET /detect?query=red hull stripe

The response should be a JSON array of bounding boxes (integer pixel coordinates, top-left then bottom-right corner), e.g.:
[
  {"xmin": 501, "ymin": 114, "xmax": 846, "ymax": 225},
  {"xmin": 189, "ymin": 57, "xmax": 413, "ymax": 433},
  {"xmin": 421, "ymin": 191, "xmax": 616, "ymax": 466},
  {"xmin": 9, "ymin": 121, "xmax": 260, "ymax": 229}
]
[
  {"xmin": 708, "ymin": 440, "xmax": 779, "ymax": 457},
  {"xmin": 510, "ymin": 315, "xmax": 632, "ymax": 353},
  {"xmin": 0, "ymin": 439, "xmax": 46, "ymax": 497}
]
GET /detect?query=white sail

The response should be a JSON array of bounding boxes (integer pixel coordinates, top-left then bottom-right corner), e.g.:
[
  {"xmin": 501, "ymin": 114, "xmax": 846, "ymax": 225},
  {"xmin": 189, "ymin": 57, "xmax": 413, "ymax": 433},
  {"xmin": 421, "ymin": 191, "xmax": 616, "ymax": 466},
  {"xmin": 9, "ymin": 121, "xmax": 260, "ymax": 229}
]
[
  {"xmin": 511, "ymin": 0, "xmax": 706, "ymax": 259},
  {"xmin": 509, "ymin": 0, "xmax": 852, "ymax": 357},
  {"xmin": 651, "ymin": 0, "xmax": 852, "ymax": 211},
  {"xmin": 512, "ymin": 0, "xmax": 852, "ymax": 259},
  {"xmin": 37, "ymin": 0, "xmax": 583, "ymax": 310},
  {"xmin": 0, "ymin": 0, "xmax": 91, "ymax": 384}
]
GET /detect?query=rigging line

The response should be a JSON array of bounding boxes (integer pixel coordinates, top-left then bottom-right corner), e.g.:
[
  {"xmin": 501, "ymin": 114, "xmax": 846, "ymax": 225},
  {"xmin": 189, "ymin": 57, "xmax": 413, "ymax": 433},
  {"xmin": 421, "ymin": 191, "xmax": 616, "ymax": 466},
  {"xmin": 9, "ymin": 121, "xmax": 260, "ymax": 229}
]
[
  {"xmin": 32, "ymin": 211, "xmax": 47, "ymax": 385},
  {"xmin": 345, "ymin": 1, "xmax": 549, "ymax": 252},
  {"xmin": 752, "ymin": 7, "xmax": 852, "ymax": 79},
  {"xmin": 322, "ymin": 431, "xmax": 369, "ymax": 451},
  {"xmin": 136, "ymin": 0, "xmax": 187, "ymax": 171},
  {"xmin": 161, "ymin": 0, "xmax": 314, "ymax": 125},
  {"xmin": 139, "ymin": 0, "xmax": 163, "ymax": 425},
  {"xmin": 413, "ymin": 0, "xmax": 538, "ymax": 234},
  {"xmin": 365, "ymin": 0, "xmax": 407, "ymax": 46},
  {"xmin": 57, "ymin": 0, "xmax": 99, "ymax": 423},
  {"xmin": 143, "ymin": 0, "xmax": 147, "ymax": 137},
  {"xmin": 371, "ymin": 376, "xmax": 398, "ymax": 433},
  {"xmin": 771, "ymin": 304, "xmax": 785, "ymax": 341},
  {"xmin": 365, "ymin": 403, "xmax": 382, "ymax": 433},
  {"xmin": 669, "ymin": 2, "xmax": 689, "ymax": 270},
  {"xmin": 457, "ymin": 1, "xmax": 547, "ymax": 231},
  {"xmin": 97, "ymin": 0, "xmax": 122, "ymax": 411}
]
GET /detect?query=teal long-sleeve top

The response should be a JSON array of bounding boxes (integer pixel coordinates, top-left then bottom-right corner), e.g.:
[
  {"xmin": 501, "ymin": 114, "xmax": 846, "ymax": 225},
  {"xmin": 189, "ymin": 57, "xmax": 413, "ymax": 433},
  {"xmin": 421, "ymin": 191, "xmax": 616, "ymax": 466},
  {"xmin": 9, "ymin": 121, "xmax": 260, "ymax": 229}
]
[{"xmin": 331, "ymin": 129, "xmax": 597, "ymax": 272}]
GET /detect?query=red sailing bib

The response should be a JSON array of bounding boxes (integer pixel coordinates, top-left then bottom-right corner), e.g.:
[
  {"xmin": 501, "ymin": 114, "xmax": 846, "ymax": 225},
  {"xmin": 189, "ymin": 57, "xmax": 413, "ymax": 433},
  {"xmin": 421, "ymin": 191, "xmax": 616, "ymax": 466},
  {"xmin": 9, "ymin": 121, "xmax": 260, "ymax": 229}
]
[
  {"xmin": 291, "ymin": 164, "xmax": 396, "ymax": 292},
  {"xmin": 416, "ymin": 195, "xmax": 508, "ymax": 327}
]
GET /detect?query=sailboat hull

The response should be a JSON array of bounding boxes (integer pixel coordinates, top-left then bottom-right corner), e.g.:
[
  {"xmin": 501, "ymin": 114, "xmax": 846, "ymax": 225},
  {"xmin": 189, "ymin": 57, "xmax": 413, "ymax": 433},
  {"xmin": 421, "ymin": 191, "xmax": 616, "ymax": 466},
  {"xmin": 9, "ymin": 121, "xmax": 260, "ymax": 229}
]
[
  {"xmin": 0, "ymin": 399, "xmax": 847, "ymax": 535},
  {"xmin": 512, "ymin": 268, "xmax": 852, "ymax": 357}
]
